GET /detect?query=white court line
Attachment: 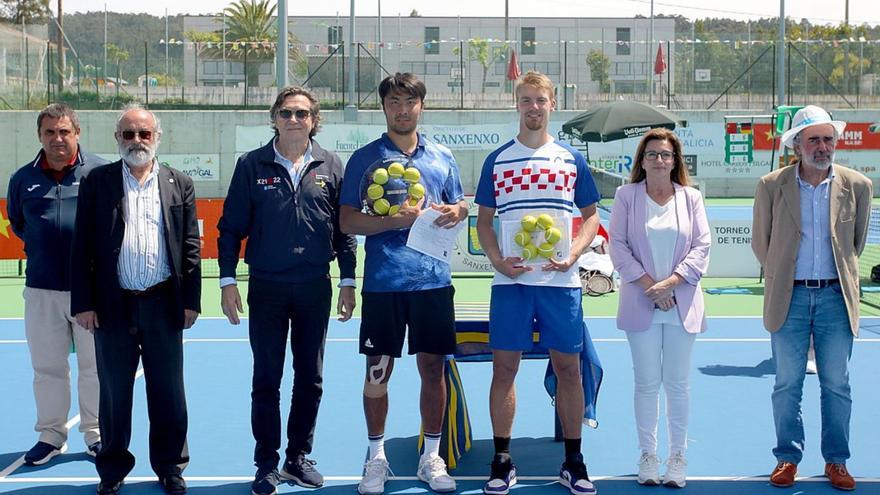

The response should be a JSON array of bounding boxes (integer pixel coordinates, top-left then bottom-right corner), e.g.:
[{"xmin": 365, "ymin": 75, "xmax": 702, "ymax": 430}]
[
  {"xmin": 1, "ymin": 475, "xmax": 878, "ymax": 483},
  {"xmin": 0, "ymin": 367, "xmax": 145, "ymax": 479}
]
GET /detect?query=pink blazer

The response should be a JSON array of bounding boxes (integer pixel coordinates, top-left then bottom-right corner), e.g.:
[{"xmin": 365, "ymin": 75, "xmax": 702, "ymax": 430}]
[{"xmin": 608, "ymin": 182, "xmax": 711, "ymax": 333}]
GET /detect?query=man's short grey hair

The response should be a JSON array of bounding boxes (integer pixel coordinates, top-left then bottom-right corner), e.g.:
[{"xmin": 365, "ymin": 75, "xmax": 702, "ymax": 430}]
[
  {"xmin": 115, "ymin": 103, "xmax": 163, "ymax": 136},
  {"xmin": 37, "ymin": 103, "xmax": 80, "ymax": 132}
]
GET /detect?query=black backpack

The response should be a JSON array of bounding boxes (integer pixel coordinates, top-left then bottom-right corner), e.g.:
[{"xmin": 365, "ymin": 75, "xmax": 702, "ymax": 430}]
[{"xmin": 871, "ymin": 264, "xmax": 880, "ymax": 283}]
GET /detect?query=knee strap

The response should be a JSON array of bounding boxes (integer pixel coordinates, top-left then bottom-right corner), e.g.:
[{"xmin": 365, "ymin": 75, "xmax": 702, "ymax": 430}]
[{"xmin": 364, "ymin": 355, "xmax": 390, "ymax": 399}]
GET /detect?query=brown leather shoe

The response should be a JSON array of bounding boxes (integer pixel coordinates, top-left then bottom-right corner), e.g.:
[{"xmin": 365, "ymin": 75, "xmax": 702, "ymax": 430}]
[
  {"xmin": 825, "ymin": 463, "xmax": 856, "ymax": 491},
  {"xmin": 770, "ymin": 461, "xmax": 797, "ymax": 487}
]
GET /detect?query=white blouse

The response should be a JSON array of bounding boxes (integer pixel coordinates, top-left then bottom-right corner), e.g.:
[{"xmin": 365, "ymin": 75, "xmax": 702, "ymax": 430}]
[{"xmin": 646, "ymin": 195, "xmax": 681, "ymax": 325}]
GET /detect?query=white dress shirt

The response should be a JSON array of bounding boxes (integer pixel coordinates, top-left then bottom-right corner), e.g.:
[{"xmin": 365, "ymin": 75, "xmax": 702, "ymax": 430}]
[{"xmin": 118, "ymin": 160, "xmax": 171, "ymax": 290}]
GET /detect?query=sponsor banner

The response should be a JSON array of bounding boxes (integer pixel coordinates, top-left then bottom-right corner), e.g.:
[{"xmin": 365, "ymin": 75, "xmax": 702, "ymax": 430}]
[
  {"xmin": 235, "ymin": 123, "xmax": 514, "ymax": 159},
  {"xmin": 160, "ymin": 154, "xmax": 220, "ymax": 181},
  {"xmin": 707, "ymin": 219, "xmax": 760, "ymax": 277},
  {"xmin": 0, "ymin": 199, "xmax": 234, "ymax": 260},
  {"xmin": 422, "ymin": 124, "xmax": 514, "ymax": 150},
  {"xmin": 96, "ymin": 153, "xmax": 221, "ymax": 181},
  {"xmin": 2, "ymin": 197, "xmax": 761, "ymax": 277},
  {"xmin": 753, "ymin": 122, "xmax": 880, "ymax": 151}
]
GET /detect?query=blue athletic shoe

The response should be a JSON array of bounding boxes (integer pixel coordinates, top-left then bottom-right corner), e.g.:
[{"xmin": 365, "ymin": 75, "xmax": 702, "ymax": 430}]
[
  {"xmin": 559, "ymin": 455, "xmax": 596, "ymax": 495},
  {"xmin": 24, "ymin": 441, "xmax": 65, "ymax": 465},
  {"xmin": 484, "ymin": 454, "xmax": 517, "ymax": 495}
]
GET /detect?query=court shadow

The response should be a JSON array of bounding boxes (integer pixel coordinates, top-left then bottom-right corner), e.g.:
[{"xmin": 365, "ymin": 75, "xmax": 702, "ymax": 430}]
[
  {"xmin": 698, "ymin": 358, "xmax": 775, "ymax": 378},
  {"xmin": 383, "ymin": 436, "xmax": 566, "ymax": 478},
  {"xmin": 860, "ymin": 321, "xmax": 880, "ymax": 336},
  {"xmin": 0, "ymin": 485, "xmax": 96, "ymax": 495},
  {"xmin": 188, "ymin": 482, "xmax": 258, "ymax": 494},
  {"xmin": 0, "ymin": 451, "xmax": 25, "ymax": 467},
  {"xmin": 704, "ymin": 286, "xmax": 764, "ymax": 296},
  {"xmin": 0, "ymin": 451, "xmax": 95, "ymax": 476}
]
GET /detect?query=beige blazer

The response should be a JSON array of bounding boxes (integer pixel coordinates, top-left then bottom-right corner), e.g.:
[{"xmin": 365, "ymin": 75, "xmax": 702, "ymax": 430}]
[{"xmin": 751, "ymin": 163, "xmax": 873, "ymax": 336}]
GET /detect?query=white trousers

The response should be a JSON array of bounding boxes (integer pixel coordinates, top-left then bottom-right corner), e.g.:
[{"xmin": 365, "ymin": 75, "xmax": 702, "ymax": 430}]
[
  {"xmin": 24, "ymin": 287, "xmax": 100, "ymax": 446},
  {"xmin": 625, "ymin": 322, "xmax": 696, "ymax": 456}
]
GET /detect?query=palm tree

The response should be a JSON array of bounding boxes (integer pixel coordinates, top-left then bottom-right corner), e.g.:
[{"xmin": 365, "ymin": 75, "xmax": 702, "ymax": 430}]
[{"xmin": 190, "ymin": 0, "xmax": 302, "ymax": 87}]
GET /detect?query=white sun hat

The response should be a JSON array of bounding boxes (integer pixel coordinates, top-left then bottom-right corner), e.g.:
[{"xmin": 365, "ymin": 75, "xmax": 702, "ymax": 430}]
[{"xmin": 781, "ymin": 105, "xmax": 846, "ymax": 148}]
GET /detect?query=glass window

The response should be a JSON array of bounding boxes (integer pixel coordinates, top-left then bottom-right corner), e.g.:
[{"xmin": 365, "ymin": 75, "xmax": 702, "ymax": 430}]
[
  {"xmin": 424, "ymin": 27, "xmax": 440, "ymax": 55},
  {"xmin": 616, "ymin": 27, "xmax": 631, "ymax": 56},
  {"xmin": 328, "ymin": 26, "xmax": 343, "ymax": 46},
  {"xmin": 203, "ymin": 61, "xmax": 218, "ymax": 75},
  {"xmin": 521, "ymin": 27, "xmax": 535, "ymax": 55},
  {"xmin": 616, "ymin": 62, "xmax": 631, "ymax": 75},
  {"xmin": 229, "ymin": 62, "xmax": 244, "ymax": 75}
]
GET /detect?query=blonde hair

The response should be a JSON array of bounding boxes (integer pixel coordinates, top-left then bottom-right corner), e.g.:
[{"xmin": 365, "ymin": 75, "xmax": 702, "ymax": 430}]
[{"xmin": 515, "ymin": 70, "xmax": 555, "ymax": 100}]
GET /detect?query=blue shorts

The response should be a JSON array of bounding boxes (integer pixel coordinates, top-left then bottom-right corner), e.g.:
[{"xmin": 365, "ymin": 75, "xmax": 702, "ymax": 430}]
[{"xmin": 489, "ymin": 284, "xmax": 584, "ymax": 353}]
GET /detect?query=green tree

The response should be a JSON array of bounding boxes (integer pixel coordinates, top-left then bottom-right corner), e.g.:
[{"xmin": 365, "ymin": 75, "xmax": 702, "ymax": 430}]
[
  {"xmin": 106, "ymin": 42, "xmax": 129, "ymax": 83},
  {"xmin": 454, "ymin": 38, "xmax": 505, "ymax": 94},
  {"xmin": 586, "ymin": 49, "xmax": 611, "ymax": 92},
  {"xmin": 1, "ymin": 0, "xmax": 49, "ymax": 23},
  {"xmin": 194, "ymin": 0, "xmax": 302, "ymax": 87}
]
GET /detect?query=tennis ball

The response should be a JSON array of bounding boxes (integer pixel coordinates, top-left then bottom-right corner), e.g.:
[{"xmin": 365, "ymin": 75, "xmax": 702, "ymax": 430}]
[
  {"xmin": 387, "ymin": 162, "xmax": 405, "ymax": 178},
  {"xmin": 388, "ymin": 204, "xmax": 400, "ymax": 216},
  {"xmin": 406, "ymin": 198, "xmax": 420, "ymax": 208},
  {"xmin": 372, "ymin": 168, "xmax": 389, "ymax": 185},
  {"xmin": 367, "ymin": 183, "xmax": 384, "ymax": 200},
  {"xmin": 537, "ymin": 242, "xmax": 555, "ymax": 258},
  {"xmin": 521, "ymin": 244, "xmax": 538, "ymax": 260},
  {"xmin": 521, "ymin": 215, "xmax": 538, "ymax": 232},
  {"xmin": 408, "ymin": 183, "xmax": 426, "ymax": 199},
  {"xmin": 537, "ymin": 214, "xmax": 555, "ymax": 231},
  {"xmin": 514, "ymin": 230, "xmax": 532, "ymax": 247},
  {"xmin": 544, "ymin": 227, "xmax": 562, "ymax": 245},
  {"xmin": 373, "ymin": 198, "xmax": 390, "ymax": 215},
  {"xmin": 403, "ymin": 167, "xmax": 421, "ymax": 184}
]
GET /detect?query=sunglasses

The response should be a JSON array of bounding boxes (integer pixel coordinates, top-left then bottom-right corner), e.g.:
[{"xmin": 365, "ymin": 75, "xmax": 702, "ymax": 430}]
[
  {"xmin": 278, "ymin": 108, "xmax": 311, "ymax": 120},
  {"xmin": 120, "ymin": 130, "xmax": 154, "ymax": 141}
]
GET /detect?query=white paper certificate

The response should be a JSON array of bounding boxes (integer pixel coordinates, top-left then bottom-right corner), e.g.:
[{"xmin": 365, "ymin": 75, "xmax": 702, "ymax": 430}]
[{"xmin": 406, "ymin": 208, "xmax": 466, "ymax": 263}]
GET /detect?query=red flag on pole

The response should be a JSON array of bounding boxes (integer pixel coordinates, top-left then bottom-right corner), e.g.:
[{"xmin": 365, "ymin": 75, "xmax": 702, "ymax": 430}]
[
  {"xmin": 653, "ymin": 43, "xmax": 666, "ymax": 75},
  {"xmin": 507, "ymin": 49, "xmax": 521, "ymax": 81}
]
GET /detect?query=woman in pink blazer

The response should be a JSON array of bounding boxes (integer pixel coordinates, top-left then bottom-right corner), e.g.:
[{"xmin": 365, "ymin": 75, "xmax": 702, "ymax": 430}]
[{"xmin": 608, "ymin": 128, "xmax": 710, "ymax": 488}]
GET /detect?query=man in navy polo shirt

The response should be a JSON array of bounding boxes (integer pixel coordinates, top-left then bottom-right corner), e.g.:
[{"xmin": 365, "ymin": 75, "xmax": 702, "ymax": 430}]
[
  {"xmin": 340, "ymin": 72, "xmax": 468, "ymax": 495},
  {"xmin": 7, "ymin": 103, "xmax": 107, "ymax": 465}
]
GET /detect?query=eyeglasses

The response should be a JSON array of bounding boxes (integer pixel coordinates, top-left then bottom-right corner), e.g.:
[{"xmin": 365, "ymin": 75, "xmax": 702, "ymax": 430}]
[
  {"xmin": 120, "ymin": 130, "xmax": 154, "ymax": 141},
  {"xmin": 644, "ymin": 151, "xmax": 675, "ymax": 161},
  {"xmin": 278, "ymin": 108, "xmax": 311, "ymax": 120}
]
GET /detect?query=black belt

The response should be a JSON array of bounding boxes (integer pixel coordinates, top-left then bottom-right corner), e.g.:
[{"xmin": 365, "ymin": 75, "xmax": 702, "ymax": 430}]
[
  {"xmin": 793, "ymin": 279, "xmax": 839, "ymax": 288},
  {"xmin": 121, "ymin": 279, "xmax": 171, "ymax": 297}
]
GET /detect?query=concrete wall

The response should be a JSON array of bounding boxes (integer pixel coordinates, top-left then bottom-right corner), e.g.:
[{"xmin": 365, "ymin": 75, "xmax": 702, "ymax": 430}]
[{"xmin": 3, "ymin": 107, "xmax": 879, "ymax": 199}]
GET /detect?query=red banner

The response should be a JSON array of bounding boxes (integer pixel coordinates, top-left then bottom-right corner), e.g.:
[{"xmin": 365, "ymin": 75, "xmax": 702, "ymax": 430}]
[
  {"xmin": 0, "ymin": 198, "xmax": 239, "ymax": 260},
  {"xmin": 753, "ymin": 122, "xmax": 880, "ymax": 151}
]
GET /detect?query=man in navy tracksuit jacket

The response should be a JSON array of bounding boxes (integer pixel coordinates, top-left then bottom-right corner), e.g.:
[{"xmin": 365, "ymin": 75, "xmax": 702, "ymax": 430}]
[
  {"xmin": 6, "ymin": 103, "xmax": 108, "ymax": 465},
  {"xmin": 216, "ymin": 87, "xmax": 357, "ymax": 495}
]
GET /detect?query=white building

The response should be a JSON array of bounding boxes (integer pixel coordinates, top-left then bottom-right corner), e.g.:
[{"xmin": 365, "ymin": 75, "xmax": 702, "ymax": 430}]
[{"xmin": 182, "ymin": 15, "xmax": 675, "ymax": 106}]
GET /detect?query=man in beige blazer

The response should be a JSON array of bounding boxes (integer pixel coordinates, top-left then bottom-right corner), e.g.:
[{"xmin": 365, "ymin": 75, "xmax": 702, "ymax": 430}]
[{"xmin": 752, "ymin": 105, "xmax": 872, "ymax": 492}]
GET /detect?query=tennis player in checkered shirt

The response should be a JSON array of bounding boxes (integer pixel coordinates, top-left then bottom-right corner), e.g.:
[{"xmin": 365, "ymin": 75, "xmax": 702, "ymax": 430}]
[{"xmin": 474, "ymin": 71, "xmax": 601, "ymax": 495}]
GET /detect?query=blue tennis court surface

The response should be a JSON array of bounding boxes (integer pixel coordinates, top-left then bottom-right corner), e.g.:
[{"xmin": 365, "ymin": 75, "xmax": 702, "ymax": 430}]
[{"xmin": 1, "ymin": 317, "xmax": 879, "ymax": 494}]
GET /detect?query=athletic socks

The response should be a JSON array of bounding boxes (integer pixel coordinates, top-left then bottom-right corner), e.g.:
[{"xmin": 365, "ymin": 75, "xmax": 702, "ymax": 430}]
[
  {"xmin": 368, "ymin": 434, "xmax": 386, "ymax": 460},
  {"xmin": 493, "ymin": 436, "xmax": 511, "ymax": 455},
  {"xmin": 564, "ymin": 438, "xmax": 582, "ymax": 464},
  {"xmin": 423, "ymin": 432, "xmax": 441, "ymax": 457}
]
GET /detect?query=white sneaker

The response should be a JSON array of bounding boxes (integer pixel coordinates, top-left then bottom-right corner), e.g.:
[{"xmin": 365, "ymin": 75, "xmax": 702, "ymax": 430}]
[
  {"xmin": 663, "ymin": 452, "xmax": 687, "ymax": 488},
  {"xmin": 358, "ymin": 457, "xmax": 391, "ymax": 495},
  {"xmin": 417, "ymin": 453, "xmax": 456, "ymax": 493},
  {"xmin": 637, "ymin": 452, "xmax": 661, "ymax": 485}
]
